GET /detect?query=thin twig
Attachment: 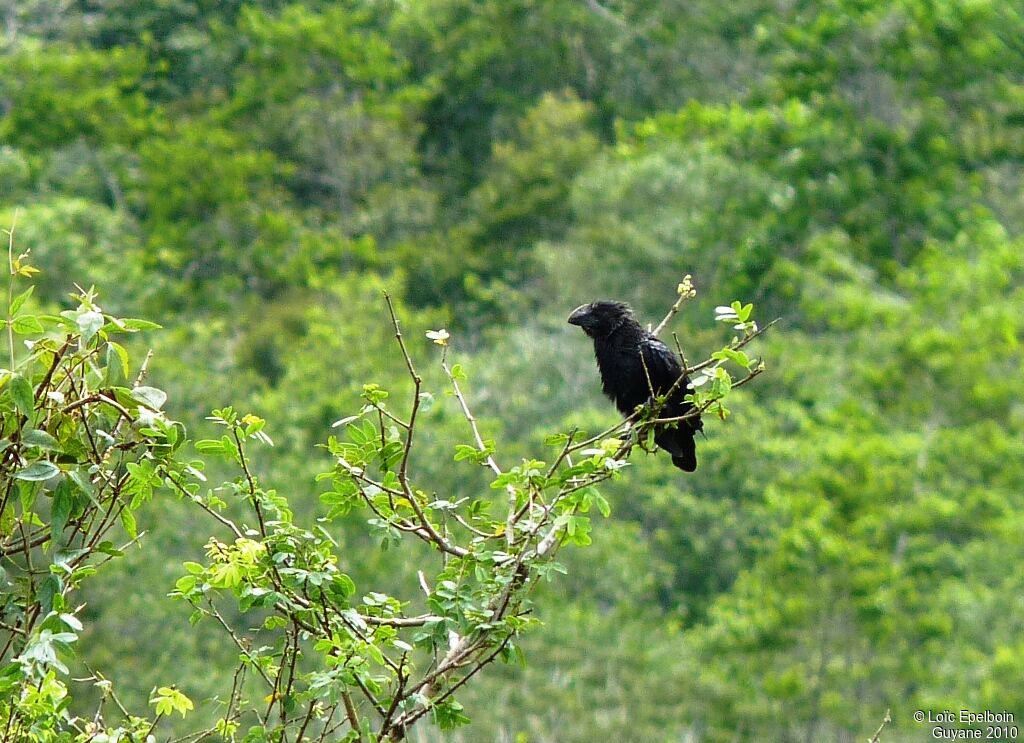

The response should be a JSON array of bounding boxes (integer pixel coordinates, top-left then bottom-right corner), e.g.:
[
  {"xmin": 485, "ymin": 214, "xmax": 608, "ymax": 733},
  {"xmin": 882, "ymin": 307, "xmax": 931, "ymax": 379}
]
[
  {"xmin": 437, "ymin": 344, "xmax": 520, "ymax": 548},
  {"xmin": 134, "ymin": 348, "xmax": 153, "ymax": 385},
  {"xmin": 567, "ymin": 414, "xmax": 636, "ymax": 454},
  {"xmin": 453, "ymin": 512, "xmax": 496, "ymax": 538},
  {"xmin": 651, "ymin": 276, "xmax": 695, "ymax": 337},
  {"xmin": 165, "ymin": 471, "xmax": 245, "ymax": 540},
  {"xmin": 650, "ymin": 365, "xmax": 765, "ymax": 424},
  {"xmin": 868, "ymin": 709, "xmax": 892, "ymax": 743},
  {"xmin": 362, "ymin": 613, "xmax": 443, "ymax": 628},
  {"xmin": 389, "ymin": 634, "xmax": 514, "ymax": 735},
  {"xmin": 383, "ymin": 292, "xmax": 470, "ymax": 558},
  {"xmin": 203, "ymin": 599, "xmax": 274, "ymax": 687},
  {"xmin": 638, "ymin": 346, "xmax": 656, "ymax": 400},
  {"xmin": 379, "ymin": 653, "xmax": 409, "ymax": 735},
  {"xmin": 686, "ymin": 318, "xmax": 779, "ymax": 374},
  {"xmin": 61, "ymin": 393, "xmax": 133, "ymax": 420},
  {"xmin": 5, "ymin": 208, "xmax": 21, "ymax": 370},
  {"xmin": 342, "ymin": 691, "xmax": 362, "ymax": 742},
  {"xmin": 441, "ymin": 357, "xmax": 501, "ymax": 478}
]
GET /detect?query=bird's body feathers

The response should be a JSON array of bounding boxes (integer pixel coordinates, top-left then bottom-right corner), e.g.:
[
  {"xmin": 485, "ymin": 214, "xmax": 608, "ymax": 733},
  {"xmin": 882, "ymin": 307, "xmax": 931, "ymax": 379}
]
[{"xmin": 568, "ymin": 301, "xmax": 703, "ymax": 471}]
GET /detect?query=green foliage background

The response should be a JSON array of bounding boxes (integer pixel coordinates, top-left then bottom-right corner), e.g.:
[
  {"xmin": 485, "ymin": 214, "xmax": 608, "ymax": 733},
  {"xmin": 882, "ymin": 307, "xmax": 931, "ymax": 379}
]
[{"xmin": 2, "ymin": 0, "xmax": 1023, "ymax": 739}]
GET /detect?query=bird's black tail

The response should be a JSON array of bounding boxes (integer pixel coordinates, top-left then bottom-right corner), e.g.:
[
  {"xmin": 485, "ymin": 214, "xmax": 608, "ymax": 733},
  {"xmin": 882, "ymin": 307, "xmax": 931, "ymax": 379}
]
[
  {"xmin": 672, "ymin": 448, "xmax": 697, "ymax": 472},
  {"xmin": 656, "ymin": 428, "xmax": 698, "ymax": 472}
]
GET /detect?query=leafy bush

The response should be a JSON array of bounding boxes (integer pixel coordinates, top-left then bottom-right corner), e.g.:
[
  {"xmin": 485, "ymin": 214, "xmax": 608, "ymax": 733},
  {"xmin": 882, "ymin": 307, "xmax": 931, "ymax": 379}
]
[{"xmin": 0, "ymin": 240, "xmax": 768, "ymax": 741}]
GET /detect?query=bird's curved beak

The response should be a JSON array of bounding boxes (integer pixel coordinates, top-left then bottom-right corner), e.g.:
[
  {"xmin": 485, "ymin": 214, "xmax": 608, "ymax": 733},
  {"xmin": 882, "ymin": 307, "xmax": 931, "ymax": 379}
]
[{"xmin": 567, "ymin": 304, "xmax": 591, "ymax": 327}]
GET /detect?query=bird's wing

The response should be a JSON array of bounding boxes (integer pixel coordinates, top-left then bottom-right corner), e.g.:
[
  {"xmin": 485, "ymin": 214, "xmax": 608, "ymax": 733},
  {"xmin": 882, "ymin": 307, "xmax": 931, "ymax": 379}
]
[
  {"xmin": 641, "ymin": 335, "xmax": 702, "ymax": 430},
  {"xmin": 639, "ymin": 336, "xmax": 685, "ymax": 396}
]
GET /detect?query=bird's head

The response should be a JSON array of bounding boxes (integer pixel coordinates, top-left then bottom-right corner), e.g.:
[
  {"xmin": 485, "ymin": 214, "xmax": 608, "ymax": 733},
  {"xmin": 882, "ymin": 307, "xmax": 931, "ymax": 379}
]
[{"xmin": 567, "ymin": 301, "xmax": 634, "ymax": 338}]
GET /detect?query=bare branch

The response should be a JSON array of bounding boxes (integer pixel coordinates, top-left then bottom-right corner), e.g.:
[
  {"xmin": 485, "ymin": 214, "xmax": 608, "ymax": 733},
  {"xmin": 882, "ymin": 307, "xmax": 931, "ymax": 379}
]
[
  {"xmin": 868, "ymin": 709, "xmax": 892, "ymax": 743},
  {"xmin": 61, "ymin": 393, "xmax": 133, "ymax": 421},
  {"xmin": 165, "ymin": 471, "xmax": 245, "ymax": 540},
  {"xmin": 203, "ymin": 599, "xmax": 274, "ymax": 688},
  {"xmin": 389, "ymin": 633, "xmax": 515, "ymax": 735},
  {"xmin": 651, "ymin": 275, "xmax": 696, "ymax": 336},
  {"xmin": 439, "ymin": 349, "xmax": 519, "ymax": 547},
  {"xmin": 362, "ymin": 613, "xmax": 443, "ymax": 628},
  {"xmin": 441, "ymin": 357, "xmax": 501, "ymax": 478},
  {"xmin": 382, "ymin": 291, "xmax": 421, "ymax": 387},
  {"xmin": 342, "ymin": 691, "xmax": 362, "ymax": 742},
  {"xmin": 383, "ymin": 291, "xmax": 471, "ymax": 559}
]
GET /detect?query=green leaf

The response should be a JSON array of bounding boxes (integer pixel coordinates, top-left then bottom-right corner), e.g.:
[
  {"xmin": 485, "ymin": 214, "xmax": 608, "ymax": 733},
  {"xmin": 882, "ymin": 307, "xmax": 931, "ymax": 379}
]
[
  {"xmin": 333, "ymin": 573, "xmax": 356, "ymax": 598},
  {"xmin": 210, "ymin": 562, "xmax": 242, "ymax": 588},
  {"xmin": 15, "ymin": 461, "xmax": 59, "ymax": 481},
  {"xmin": 543, "ymin": 432, "xmax": 571, "ymax": 447},
  {"xmin": 120, "ymin": 318, "xmax": 162, "ymax": 331},
  {"xmin": 379, "ymin": 440, "xmax": 404, "ymax": 468},
  {"xmin": 195, "ymin": 439, "xmax": 226, "ymax": 454},
  {"xmin": 131, "ymin": 386, "xmax": 167, "ymax": 410},
  {"xmin": 361, "ymin": 383, "xmax": 389, "ymax": 404},
  {"xmin": 8, "ymin": 374, "xmax": 34, "ymax": 417},
  {"xmin": 150, "ymin": 687, "xmax": 193, "ymax": 717},
  {"xmin": 18, "ymin": 479, "xmax": 38, "ymax": 512},
  {"xmin": 51, "ymin": 479, "xmax": 74, "ymax": 539},
  {"xmin": 77, "ymin": 310, "xmax": 104, "ymax": 342},
  {"xmin": 9, "ymin": 285, "xmax": 33, "ymax": 316},
  {"xmin": 22, "ymin": 429, "xmax": 60, "ymax": 451},
  {"xmin": 0, "ymin": 663, "xmax": 24, "ymax": 694},
  {"xmin": 432, "ymin": 698, "xmax": 471, "ymax": 730},
  {"xmin": 106, "ymin": 342, "xmax": 129, "ymax": 384},
  {"xmin": 347, "ymin": 418, "xmax": 377, "ymax": 445},
  {"xmin": 712, "ymin": 348, "xmax": 753, "ymax": 369},
  {"xmin": 68, "ymin": 469, "xmax": 96, "ymax": 502},
  {"xmin": 94, "ymin": 541, "xmax": 123, "ymax": 557},
  {"xmin": 11, "ymin": 315, "xmax": 44, "ymax": 334},
  {"xmin": 120, "ymin": 508, "xmax": 138, "ymax": 539}
]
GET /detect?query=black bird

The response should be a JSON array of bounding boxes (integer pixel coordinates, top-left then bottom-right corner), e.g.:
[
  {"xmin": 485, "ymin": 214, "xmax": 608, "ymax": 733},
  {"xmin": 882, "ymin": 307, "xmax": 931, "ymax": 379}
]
[{"xmin": 568, "ymin": 301, "xmax": 703, "ymax": 471}]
